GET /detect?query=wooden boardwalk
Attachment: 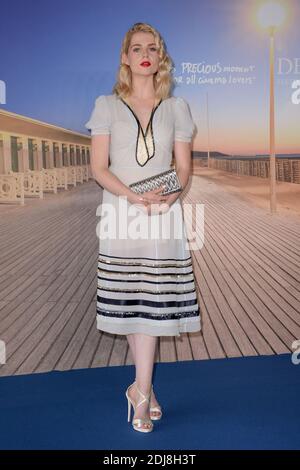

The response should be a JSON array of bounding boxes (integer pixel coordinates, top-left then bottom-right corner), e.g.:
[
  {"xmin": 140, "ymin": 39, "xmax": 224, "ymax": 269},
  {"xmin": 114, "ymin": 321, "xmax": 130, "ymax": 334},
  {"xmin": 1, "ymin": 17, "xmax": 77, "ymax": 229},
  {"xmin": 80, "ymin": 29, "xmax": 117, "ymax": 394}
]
[{"xmin": 0, "ymin": 174, "xmax": 299, "ymax": 377}]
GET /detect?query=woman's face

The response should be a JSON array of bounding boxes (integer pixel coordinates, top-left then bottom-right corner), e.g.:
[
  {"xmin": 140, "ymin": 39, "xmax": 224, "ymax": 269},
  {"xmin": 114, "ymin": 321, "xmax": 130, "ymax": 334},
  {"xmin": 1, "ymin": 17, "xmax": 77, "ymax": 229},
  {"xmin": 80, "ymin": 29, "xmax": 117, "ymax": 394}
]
[{"xmin": 122, "ymin": 31, "xmax": 160, "ymax": 77}]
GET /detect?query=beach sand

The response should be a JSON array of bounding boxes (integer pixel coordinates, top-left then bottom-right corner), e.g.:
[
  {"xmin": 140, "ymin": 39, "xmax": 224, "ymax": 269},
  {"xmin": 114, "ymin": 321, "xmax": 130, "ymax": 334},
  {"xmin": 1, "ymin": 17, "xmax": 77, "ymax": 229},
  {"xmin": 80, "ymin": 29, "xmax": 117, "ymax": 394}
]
[{"xmin": 192, "ymin": 165, "xmax": 300, "ymax": 219}]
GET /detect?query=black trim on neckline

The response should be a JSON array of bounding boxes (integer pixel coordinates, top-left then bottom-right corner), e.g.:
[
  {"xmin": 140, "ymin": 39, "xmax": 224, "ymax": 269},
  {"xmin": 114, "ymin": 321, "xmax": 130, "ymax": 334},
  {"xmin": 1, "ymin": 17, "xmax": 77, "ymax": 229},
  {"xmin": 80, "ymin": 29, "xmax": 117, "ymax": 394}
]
[
  {"xmin": 119, "ymin": 97, "xmax": 163, "ymax": 167},
  {"xmin": 120, "ymin": 97, "xmax": 163, "ymax": 136}
]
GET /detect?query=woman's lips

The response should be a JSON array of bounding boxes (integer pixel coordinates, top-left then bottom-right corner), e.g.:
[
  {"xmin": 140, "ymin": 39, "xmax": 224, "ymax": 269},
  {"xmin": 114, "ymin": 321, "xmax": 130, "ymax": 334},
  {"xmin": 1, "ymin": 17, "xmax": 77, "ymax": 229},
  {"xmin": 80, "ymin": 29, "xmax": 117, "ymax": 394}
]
[{"xmin": 140, "ymin": 62, "xmax": 151, "ymax": 67}]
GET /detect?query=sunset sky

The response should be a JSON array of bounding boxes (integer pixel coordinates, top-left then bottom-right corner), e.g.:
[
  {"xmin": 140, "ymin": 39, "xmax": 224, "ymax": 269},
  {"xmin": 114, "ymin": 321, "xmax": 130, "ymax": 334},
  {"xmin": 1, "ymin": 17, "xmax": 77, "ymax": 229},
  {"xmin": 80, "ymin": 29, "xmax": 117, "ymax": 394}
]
[{"xmin": 0, "ymin": 0, "xmax": 299, "ymax": 155}]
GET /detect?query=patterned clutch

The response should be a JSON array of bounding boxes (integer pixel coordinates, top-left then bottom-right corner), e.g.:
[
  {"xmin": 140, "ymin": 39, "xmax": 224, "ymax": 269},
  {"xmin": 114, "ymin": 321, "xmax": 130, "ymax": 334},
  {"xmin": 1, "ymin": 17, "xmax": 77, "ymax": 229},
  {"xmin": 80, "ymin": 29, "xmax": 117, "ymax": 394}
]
[{"xmin": 129, "ymin": 168, "xmax": 182, "ymax": 196}]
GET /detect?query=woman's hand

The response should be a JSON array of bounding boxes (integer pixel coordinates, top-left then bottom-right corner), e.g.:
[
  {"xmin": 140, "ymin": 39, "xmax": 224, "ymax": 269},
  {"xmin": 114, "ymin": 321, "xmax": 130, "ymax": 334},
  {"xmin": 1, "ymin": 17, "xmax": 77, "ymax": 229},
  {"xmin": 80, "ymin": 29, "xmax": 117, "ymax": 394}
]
[
  {"xmin": 127, "ymin": 186, "xmax": 166, "ymax": 204},
  {"xmin": 128, "ymin": 185, "xmax": 167, "ymax": 211},
  {"xmin": 142, "ymin": 187, "xmax": 181, "ymax": 216},
  {"xmin": 140, "ymin": 186, "xmax": 169, "ymax": 204},
  {"xmin": 128, "ymin": 186, "xmax": 181, "ymax": 216}
]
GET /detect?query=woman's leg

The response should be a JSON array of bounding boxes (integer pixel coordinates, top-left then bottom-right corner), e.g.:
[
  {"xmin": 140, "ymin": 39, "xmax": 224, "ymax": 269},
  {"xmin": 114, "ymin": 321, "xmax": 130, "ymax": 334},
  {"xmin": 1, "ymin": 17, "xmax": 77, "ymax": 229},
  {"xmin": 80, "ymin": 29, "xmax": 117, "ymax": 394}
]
[
  {"xmin": 126, "ymin": 333, "xmax": 161, "ymax": 418},
  {"xmin": 126, "ymin": 333, "xmax": 136, "ymax": 363},
  {"xmin": 127, "ymin": 333, "xmax": 158, "ymax": 429}
]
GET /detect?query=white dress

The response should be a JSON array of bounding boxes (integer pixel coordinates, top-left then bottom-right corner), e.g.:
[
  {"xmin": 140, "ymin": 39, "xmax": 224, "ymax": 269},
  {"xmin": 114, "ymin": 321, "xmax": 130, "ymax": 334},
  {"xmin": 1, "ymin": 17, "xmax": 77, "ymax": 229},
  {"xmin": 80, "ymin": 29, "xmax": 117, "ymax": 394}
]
[{"xmin": 85, "ymin": 93, "xmax": 201, "ymax": 337}]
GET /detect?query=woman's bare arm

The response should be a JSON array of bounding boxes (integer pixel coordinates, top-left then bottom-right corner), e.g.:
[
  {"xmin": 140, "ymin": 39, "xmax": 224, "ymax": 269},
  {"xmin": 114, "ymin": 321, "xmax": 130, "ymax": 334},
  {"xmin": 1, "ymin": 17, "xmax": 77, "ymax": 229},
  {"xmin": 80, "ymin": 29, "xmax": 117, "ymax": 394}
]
[
  {"xmin": 163, "ymin": 140, "xmax": 191, "ymax": 208},
  {"xmin": 90, "ymin": 134, "xmax": 140, "ymax": 203}
]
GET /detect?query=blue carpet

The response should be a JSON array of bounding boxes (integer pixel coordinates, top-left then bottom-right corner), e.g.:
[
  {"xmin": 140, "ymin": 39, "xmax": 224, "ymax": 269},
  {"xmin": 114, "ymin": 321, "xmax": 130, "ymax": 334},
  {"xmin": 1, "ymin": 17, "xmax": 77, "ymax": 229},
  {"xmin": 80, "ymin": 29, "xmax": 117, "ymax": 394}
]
[{"xmin": 0, "ymin": 353, "xmax": 299, "ymax": 450}]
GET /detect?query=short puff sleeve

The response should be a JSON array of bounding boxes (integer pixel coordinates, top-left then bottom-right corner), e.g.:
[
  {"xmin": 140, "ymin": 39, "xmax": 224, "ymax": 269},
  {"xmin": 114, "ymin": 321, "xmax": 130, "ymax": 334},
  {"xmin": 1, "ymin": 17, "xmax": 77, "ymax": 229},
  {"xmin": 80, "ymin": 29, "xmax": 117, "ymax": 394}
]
[
  {"xmin": 85, "ymin": 95, "xmax": 111, "ymax": 136},
  {"xmin": 174, "ymin": 97, "xmax": 196, "ymax": 142}
]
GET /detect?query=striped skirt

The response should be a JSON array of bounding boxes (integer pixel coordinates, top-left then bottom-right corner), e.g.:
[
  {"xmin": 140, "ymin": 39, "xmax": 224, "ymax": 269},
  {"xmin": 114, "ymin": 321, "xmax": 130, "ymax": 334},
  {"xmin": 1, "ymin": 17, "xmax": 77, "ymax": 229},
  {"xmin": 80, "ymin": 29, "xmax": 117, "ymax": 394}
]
[{"xmin": 96, "ymin": 191, "xmax": 201, "ymax": 337}]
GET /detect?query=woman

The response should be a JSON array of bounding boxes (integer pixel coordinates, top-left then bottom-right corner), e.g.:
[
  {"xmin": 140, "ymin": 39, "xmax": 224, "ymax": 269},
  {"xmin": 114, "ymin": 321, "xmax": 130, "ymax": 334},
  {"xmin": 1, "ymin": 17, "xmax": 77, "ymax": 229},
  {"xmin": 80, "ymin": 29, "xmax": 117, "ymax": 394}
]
[{"xmin": 85, "ymin": 22, "xmax": 201, "ymax": 433}]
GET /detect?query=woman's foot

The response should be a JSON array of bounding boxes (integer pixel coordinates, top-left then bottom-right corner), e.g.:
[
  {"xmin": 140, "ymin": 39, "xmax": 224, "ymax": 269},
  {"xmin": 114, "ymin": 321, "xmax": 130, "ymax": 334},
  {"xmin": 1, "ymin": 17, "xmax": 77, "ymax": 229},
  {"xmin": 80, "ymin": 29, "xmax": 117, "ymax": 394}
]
[
  {"xmin": 149, "ymin": 388, "xmax": 162, "ymax": 419},
  {"xmin": 127, "ymin": 382, "xmax": 153, "ymax": 431},
  {"xmin": 130, "ymin": 380, "xmax": 162, "ymax": 419}
]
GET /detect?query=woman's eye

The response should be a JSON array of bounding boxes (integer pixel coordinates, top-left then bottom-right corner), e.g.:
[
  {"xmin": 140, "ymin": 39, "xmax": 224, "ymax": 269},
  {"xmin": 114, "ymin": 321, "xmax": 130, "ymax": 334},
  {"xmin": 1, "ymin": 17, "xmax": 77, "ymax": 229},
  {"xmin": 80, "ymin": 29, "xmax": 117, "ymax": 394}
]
[{"xmin": 133, "ymin": 47, "xmax": 157, "ymax": 52}]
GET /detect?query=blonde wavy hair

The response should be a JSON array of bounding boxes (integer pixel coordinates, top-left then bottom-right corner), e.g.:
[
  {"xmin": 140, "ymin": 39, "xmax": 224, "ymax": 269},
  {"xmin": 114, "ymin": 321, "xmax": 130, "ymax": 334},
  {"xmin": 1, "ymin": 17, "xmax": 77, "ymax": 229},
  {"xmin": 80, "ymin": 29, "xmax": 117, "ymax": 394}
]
[{"xmin": 112, "ymin": 22, "xmax": 174, "ymax": 101}]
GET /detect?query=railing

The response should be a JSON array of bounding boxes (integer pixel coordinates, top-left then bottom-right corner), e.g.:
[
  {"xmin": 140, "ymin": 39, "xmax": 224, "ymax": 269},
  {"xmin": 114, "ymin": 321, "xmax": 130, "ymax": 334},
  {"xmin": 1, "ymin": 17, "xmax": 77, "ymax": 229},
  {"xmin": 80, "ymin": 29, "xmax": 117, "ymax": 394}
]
[
  {"xmin": 0, "ymin": 164, "xmax": 91, "ymax": 205},
  {"xmin": 208, "ymin": 158, "xmax": 300, "ymax": 184},
  {"xmin": 0, "ymin": 173, "xmax": 25, "ymax": 205}
]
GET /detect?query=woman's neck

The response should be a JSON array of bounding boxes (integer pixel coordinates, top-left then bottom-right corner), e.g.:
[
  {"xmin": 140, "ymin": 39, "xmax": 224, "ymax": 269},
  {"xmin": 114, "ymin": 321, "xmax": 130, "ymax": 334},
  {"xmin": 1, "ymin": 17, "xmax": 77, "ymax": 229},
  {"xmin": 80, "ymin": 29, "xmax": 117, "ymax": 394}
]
[{"xmin": 130, "ymin": 76, "xmax": 156, "ymax": 100}]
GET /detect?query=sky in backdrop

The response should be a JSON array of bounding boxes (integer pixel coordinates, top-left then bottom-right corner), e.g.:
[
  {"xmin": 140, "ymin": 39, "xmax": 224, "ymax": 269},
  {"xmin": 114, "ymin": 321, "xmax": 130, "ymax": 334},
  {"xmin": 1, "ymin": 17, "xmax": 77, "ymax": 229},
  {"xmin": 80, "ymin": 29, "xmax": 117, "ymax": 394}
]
[{"xmin": 0, "ymin": 0, "xmax": 299, "ymax": 155}]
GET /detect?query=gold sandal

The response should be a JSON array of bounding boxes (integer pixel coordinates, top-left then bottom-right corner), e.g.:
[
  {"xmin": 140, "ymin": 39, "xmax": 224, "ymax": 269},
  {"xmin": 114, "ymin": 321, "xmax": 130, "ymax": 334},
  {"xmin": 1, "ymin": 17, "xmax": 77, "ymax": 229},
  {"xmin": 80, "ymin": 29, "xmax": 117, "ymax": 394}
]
[
  {"xmin": 125, "ymin": 382, "xmax": 154, "ymax": 433},
  {"xmin": 133, "ymin": 379, "xmax": 162, "ymax": 421}
]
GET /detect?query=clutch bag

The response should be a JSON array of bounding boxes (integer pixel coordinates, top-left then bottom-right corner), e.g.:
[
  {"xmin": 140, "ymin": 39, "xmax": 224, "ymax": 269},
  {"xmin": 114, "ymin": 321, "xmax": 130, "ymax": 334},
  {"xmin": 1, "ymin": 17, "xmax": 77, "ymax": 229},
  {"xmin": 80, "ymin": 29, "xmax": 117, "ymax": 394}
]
[{"xmin": 129, "ymin": 168, "xmax": 182, "ymax": 196}]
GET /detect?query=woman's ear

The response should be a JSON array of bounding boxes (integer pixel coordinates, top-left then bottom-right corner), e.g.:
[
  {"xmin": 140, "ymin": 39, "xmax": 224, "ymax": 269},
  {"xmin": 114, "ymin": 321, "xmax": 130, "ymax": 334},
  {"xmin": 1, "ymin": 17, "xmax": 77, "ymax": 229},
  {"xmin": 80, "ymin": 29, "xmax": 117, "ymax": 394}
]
[{"xmin": 121, "ymin": 52, "xmax": 128, "ymax": 66}]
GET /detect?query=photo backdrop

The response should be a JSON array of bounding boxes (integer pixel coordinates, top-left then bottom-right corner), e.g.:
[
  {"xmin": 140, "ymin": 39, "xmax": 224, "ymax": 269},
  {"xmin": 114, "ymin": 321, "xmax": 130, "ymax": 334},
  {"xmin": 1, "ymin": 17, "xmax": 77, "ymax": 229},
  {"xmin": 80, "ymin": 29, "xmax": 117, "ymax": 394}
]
[{"xmin": 1, "ymin": 0, "xmax": 299, "ymax": 156}]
